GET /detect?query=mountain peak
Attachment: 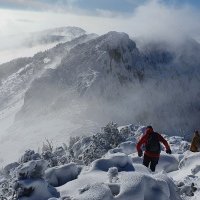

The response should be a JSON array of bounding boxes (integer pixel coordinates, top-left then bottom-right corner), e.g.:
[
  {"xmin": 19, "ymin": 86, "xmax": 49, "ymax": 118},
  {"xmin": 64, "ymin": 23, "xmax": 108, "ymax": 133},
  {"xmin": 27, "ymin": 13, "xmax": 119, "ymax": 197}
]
[
  {"xmin": 40, "ymin": 26, "xmax": 86, "ymax": 37},
  {"xmin": 97, "ymin": 31, "xmax": 136, "ymax": 51}
]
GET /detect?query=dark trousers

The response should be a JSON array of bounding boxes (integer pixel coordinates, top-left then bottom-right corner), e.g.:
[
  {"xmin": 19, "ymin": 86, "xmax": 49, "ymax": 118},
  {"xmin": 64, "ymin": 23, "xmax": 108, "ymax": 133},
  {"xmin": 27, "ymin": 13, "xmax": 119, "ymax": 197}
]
[{"xmin": 143, "ymin": 154, "xmax": 159, "ymax": 172}]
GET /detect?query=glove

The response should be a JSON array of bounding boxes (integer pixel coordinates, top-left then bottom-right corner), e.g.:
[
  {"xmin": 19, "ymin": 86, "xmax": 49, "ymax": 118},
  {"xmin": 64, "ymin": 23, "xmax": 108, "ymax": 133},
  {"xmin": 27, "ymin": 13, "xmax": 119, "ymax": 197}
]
[
  {"xmin": 166, "ymin": 149, "xmax": 172, "ymax": 154},
  {"xmin": 138, "ymin": 150, "xmax": 143, "ymax": 157}
]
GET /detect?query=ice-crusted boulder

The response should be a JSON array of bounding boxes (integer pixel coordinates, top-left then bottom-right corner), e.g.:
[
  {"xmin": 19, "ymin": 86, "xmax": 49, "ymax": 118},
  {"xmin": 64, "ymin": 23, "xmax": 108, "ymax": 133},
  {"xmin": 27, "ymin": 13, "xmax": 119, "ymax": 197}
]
[
  {"xmin": 177, "ymin": 182, "xmax": 197, "ymax": 197},
  {"xmin": 109, "ymin": 141, "xmax": 137, "ymax": 155},
  {"xmin": 16, "ymin": 179, "xmax": 60, "ymax": 200},
  {"xmin": 17, "ymin": 160, "xmax": 47, "ymax": 179},
  {"xmin": 90, "ymin": 153, "xmax": 134, "ymax": 172},
  {"xmin": 3, "ymin": 162, "xmax": 20, "ymax": 176},
  {"xmin": 20, "ymin": 150, "xmax": 41, "ymax": 163},
  {"xmin": 115, "ymin": 172, "xmax": 181, "ymax": 200},
  {"xmin": 156, "ymin": 153, "xmax": 179, "ymax": 173},
  {"xmin": 13, "ymin": 160, "xmax": 60, "ymax": 199},
  {"xmin": 179, "ymin": 151, "xmax": 200, "ymax": 175},
  {"xmin": 167, "ymin": 136, "xmax": 190, "ymax": 154},
  {"xmin": 45, "ymin": 163, "xmax": 81, "ymax": 187}
]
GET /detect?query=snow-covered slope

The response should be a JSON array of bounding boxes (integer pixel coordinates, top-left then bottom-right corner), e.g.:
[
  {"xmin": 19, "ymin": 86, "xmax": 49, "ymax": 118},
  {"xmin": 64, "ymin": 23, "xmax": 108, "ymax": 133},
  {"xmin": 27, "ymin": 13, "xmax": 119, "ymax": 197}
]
[
  {"xmin": 0, "ymin": 32, "xmax": 98, "ymax": 165},
  {"xmin": 0, "ymin": 29, "xmax": 199, "ymax": 166},
  {"xmin": 19, "ymin": 31, "xmax": 200, "ymax": 134},
  {"xmin": 0, "ymin": 123, "xmax": 198, "ymax": 200}
]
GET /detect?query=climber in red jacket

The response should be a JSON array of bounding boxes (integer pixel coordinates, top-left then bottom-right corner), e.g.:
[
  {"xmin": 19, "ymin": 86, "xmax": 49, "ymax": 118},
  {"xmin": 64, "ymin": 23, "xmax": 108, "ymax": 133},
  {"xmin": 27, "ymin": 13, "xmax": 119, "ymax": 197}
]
[{"xmin": 137, "ymin": 126, "xmax": 172, "ymax": 172}]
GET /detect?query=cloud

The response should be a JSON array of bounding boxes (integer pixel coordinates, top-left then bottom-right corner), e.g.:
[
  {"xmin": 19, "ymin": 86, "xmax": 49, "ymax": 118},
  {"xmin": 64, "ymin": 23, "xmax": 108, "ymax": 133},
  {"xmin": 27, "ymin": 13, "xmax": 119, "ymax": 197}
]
[
  {"xmin": 124, "ymin": 0, "xmax": 200, "ymax": 42},
  {"xmin": 0, "ymin": 0, "xmax": 51, "ymax": 10},
  {"xmin": 0, "ymin": 0, "xmax": 199, "ymax": 44},
  {"xmin": 17, "ymin": 19, "xmax": 35, "ymax": 23}
]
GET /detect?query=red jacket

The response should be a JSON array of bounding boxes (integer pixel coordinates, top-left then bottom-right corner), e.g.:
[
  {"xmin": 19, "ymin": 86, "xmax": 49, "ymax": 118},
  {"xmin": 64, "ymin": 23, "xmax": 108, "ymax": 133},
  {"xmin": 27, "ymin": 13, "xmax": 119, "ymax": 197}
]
[{"xmin": 137, "ymin": 128, "xmax": 170, "ymax": 158}]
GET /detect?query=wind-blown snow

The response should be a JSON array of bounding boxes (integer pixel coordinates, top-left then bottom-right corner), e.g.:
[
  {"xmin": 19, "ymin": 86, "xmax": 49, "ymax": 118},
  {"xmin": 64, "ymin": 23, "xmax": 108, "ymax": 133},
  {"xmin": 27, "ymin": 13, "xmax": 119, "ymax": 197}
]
[
  {"xmin": 45, "ymin": 163, "xmax": 80, "ymax": 187},
  {"xmin": 0, "ymin": 28, "xmax": 199, "ymax": 200},
  {"xmin": 0, "ymin": 29, "xmax": 98, "ymax": 166},
  {"xmin": 0, "ymin": 26, "xmax": 86, "ymax": 64}
]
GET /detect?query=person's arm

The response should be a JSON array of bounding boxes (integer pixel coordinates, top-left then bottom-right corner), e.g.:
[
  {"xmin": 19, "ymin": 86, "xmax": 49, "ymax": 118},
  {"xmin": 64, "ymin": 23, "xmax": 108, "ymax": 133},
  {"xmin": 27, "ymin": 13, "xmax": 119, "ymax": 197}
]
[
  {"xmin": 137, "ymin": 134, "xmax": 147, "ymax": 152},
  {"xmin": 136, "ymin": 134, "xmax": 147, "ymax": 157},
  {"xmin": 158, "ymin": 134, "xmax": 171, "ymax": 151}
]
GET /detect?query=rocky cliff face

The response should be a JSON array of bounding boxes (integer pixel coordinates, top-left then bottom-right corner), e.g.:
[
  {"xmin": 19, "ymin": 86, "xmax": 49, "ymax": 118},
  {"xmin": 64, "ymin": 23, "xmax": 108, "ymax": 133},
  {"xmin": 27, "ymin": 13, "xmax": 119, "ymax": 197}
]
[
  {"xmin": 15, "ymin": 31, "xmax": 200, "ymax": 136},
  {"xmin": 0, "ymin": 29, "xmax": 199, "ymax": 162},
  {"xmin": 0, "ymin": 28, "xmax": 199, "ymax": 165}
]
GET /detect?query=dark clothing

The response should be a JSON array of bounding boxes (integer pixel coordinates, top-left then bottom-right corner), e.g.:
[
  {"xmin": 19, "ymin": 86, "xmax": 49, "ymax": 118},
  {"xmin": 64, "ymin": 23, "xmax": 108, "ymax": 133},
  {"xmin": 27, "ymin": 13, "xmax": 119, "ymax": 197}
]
[
  {"xmin": 143, "ymin": 154, "xmax": 159, "ymax": 172},
  {"xmin": 137, "ymin": 128, "xmax": 170, "ymax": 158},
  {"xmin": 137, "ymin": 127, "xmax": 171, "ymax": 172}
]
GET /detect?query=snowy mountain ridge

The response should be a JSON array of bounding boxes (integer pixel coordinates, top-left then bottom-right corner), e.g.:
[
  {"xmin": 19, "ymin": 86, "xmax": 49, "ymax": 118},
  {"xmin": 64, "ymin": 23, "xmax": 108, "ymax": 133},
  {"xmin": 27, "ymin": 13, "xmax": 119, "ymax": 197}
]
[
  {"xmin": 18, "ymin": 31, "xmax": 200, "ymax": 133},
  {"xmin": 0, "ymin": 28, "xmax": 199, "ymax": 167}
]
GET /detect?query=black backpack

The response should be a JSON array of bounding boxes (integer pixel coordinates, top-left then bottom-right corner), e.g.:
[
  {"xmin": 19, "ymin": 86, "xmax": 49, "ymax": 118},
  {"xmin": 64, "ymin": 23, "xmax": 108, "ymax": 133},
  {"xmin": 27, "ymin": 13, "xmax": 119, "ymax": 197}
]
[{"xmin": 145, "ymin": 132, "xmax": 161, "ymax": 153}]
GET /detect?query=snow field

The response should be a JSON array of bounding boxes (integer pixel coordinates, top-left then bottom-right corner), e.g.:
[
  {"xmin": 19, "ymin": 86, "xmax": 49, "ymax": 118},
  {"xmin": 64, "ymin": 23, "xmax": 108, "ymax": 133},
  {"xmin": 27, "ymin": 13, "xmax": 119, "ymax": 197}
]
[{"xmin": 0, "ymin": 124, "xmax": 198, "ymax": 200}]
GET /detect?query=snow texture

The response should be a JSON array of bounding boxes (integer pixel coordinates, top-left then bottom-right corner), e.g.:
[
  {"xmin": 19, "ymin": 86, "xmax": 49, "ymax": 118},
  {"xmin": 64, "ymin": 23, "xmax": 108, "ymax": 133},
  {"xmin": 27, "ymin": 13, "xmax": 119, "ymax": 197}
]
[
  {"xmin": 0, "ymin": 29, "xmax": 200, "ymax": 167},
  {"xmin": 0, "ymin": 27, "xmax": 199, "ymax": 200},
  {"xmin": 45, "ymin": 163, "xmax": 81, "ymax": 187},
  {"xmin": 0, "ymin": 123, "xmax": 198, "ymax": 200}
]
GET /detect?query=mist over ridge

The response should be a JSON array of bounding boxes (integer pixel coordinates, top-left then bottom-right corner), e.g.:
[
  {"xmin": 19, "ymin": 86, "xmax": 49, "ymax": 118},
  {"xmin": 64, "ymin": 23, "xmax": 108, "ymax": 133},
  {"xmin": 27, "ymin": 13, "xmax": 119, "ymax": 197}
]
[
  {"xmin": 0, "ymin": 25, "xmax": 199, "ymax": 165},
  {"xmin": 0, "ymin": 1, "xmax": 200, "ymax": 200}
]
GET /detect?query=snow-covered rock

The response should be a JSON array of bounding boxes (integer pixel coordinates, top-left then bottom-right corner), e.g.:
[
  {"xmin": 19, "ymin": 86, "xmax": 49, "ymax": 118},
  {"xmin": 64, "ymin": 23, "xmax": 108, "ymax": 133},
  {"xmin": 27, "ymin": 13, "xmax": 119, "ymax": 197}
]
[
  {"xmin": 115, "ymin": 172, "xmax": 181, "ymax": 200},
  {"xmin": 17, "ymin": 179, "xmax": 60, "ymax": 200},
  {"xmin": 3, "ymin": 162, "xmax": 19, "ymax": 176},
  {"xmin": 167, "ymin": 136, "xmax": 190, "ymax": 154},
  {"xmin": 109, "ymin": 141, "xmax": 137, "ymax": 155},
  {"xmin": 45, "ymin": 163, "xmax": 81, "ymax": 187},
  {"xmin": 179, "ymin": 151, "xmax": 200, "ymax": 170},
  {"xmin": 17, "ymin": 159, "xmax": 48, "ymax": 179},
  {"xmin": 157, "ymin": 153, "xmax": 179, "ymax": 172},
  {"xmin": 11, "ymin": 159, "xmax": 60, "ymax": 200},
  {"xmin": 90, "ymin": 153, "xmax": 134, "ymax": 172}
]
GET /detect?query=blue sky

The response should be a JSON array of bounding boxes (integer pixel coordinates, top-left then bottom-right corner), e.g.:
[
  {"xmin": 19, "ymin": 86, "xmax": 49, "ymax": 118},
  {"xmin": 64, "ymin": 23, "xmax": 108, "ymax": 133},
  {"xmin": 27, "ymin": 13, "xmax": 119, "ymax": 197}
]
[{"xmin": 0, "ymin": 0, "xmax": 199, "ymax": 14}]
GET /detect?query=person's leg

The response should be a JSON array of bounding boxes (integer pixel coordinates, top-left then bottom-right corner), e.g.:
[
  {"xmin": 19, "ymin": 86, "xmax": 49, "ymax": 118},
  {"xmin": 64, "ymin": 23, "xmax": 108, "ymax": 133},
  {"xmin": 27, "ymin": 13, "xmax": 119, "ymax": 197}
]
[
  {"xmin": 150, "ymin": 157, "xmax": 159, "ymax": 172},
  {"xmin": 143, "ymin": 154, "xmax": 151, "ymax": 168}
]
